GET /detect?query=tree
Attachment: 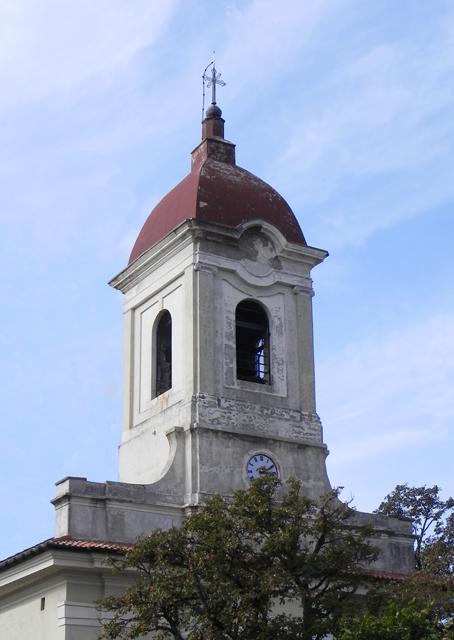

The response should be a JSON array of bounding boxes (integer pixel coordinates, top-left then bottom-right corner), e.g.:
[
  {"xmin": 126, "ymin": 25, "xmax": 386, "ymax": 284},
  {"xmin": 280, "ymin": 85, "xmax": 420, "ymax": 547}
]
[
  {"xmin": 340, "ymin": 484, "xmax": 454, "ymax": 639},
  {"xmin": 338, "ymin": 599, "xmax": 454, "ymax": 640},
  {"xmin": 97, "ymin": 476, "xmax": 379, "ymax": 640},
  {"xmin": 422, "ymin": 511, "xmax": 454, "ymax": 579},
  {"xmin": 375, "ymin": 484, "xmax": 454, "ymax": 570}
]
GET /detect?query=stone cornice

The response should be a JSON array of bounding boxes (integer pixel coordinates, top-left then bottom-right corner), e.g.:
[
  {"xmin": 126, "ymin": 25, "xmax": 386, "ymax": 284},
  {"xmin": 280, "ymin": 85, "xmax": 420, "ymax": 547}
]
[
  {"xmin": 293, "ymin": 284, "xmax": 314, "ymax": 297},
  {"xmin": 109, "ymin": 219, "xmax": 328, "ymax": 294},
  {"xmin": 193, "ymin": 262, "xmax": 218, "ymax": 274}
]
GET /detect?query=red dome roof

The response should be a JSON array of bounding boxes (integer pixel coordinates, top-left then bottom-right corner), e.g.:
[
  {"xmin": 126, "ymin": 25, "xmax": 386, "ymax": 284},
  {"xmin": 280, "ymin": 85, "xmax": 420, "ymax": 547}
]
[{"xmin": 129, "ymin": 117, "xmax": 306, "ymax": 265}]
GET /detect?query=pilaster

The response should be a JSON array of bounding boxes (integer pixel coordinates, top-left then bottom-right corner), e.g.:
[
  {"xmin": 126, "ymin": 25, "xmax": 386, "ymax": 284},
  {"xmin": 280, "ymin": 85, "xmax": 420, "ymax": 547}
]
[
  {"xmin": 194, "ymin": 261, "xmax": 218, "ymax": 396},
  {"xmin": 293, "ymin": 284, "xmax": 317, "ymax": 414}
]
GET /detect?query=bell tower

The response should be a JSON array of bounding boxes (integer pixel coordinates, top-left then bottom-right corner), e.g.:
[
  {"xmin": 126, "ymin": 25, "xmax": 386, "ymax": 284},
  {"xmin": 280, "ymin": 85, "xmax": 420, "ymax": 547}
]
[
  {"xmin": 47, "ymin": 90, "xmax": 413, "ymax": 575},
  {"xmin": 109, "ymin": 100, "xmax": 331, "ymax": 505},
  {"xmin": 0, "ymin": 88, "xmax": 416, "ymax": 640},
  {"xmin": 0, "ymin": 85, "xmax": 414, "ymax": 637}
]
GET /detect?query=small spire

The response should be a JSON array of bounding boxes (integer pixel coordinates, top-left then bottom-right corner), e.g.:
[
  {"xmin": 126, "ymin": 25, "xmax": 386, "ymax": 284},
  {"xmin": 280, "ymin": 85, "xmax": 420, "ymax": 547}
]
[{"xmin": 202, "ymin": 52, "xmax": 226, "ymax": 120}]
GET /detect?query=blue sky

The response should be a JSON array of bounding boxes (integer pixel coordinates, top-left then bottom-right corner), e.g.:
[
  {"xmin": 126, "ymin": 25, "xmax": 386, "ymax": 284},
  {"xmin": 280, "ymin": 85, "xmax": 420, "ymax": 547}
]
[{"xmin": 1, "ymin": 0, "xmax": 453, "ymax": 560}]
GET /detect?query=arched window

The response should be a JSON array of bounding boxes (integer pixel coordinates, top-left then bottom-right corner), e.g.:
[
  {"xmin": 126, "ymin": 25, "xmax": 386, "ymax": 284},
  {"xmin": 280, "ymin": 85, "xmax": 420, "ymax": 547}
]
[
  {"xmin": 235, "ymin": 300, "xmax": 270, "ymax": 384},
  {"xmin": 156, "ymin": 311, "xmax": 172, "ymax": 396}
]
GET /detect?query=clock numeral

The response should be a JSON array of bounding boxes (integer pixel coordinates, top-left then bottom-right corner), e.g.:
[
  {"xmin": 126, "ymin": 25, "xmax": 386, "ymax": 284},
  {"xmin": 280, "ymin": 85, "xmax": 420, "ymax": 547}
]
[{"xmin": 247, "ymin": 455, "xmax": 278, "ymax": 481}]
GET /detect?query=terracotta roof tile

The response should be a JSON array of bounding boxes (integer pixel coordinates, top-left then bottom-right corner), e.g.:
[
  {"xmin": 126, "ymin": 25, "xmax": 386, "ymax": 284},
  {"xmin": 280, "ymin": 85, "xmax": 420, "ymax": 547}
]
[
  {"xmin": 52, "ymin": 536, "xmax": 133, "ymax": 552},
  {"xmin": 0, "ymin": 537, "xmax": 133, "ymax": 572},
  {"xmin": 366, "ymin": 570, "xmax": 411, "ymax": 581}
]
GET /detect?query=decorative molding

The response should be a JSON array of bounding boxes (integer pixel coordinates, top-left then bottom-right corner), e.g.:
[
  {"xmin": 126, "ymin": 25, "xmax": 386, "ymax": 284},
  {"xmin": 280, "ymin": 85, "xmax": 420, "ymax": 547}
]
[
  {"xmin": 57, "ymin": 601, "xmax": 104, "ymax": 627},
  {"xmin": 293, "ymin": 284, "xmax": 314, "ymax": 297},
  {"xmin": 193, "ymin": 262, "xmax": 218, "ymax": 274},
  {"xmin": 193, "ymin": 421, "xmax": 326, "ymax": 448}
]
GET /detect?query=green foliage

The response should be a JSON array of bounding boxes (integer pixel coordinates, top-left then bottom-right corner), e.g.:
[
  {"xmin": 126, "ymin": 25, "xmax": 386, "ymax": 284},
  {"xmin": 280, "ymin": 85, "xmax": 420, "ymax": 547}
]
[
  {"xmin": 97, "ymin": 476, "xmax": 378, "ymax": 640},
  {"xmin": 375, "ymin": 484, "xmax": 454, "ymax": 570},
  {"xmin": 97, "ymin": 481, "xmax": 454, "ymax": 639},
  {"xmin": 338, "ymin": 484, "xmax": 454, "ymax": 639},
  {"xmin": 422, "ymin": 512, "xmax": 454, "ymax": 580},
  {"xmin": 338, "ymin": 599, "xmax": 454, "ymax": 640}
]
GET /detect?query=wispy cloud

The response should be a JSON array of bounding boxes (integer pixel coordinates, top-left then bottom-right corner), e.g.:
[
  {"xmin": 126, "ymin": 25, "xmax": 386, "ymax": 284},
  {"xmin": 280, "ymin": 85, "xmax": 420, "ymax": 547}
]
[
  {"xmin": 0, "ymin": 0, "xmax": 179, "ymax": 110},
  {"xmin": 317, "ymin": 312, "xmax": 454, "ymax": 511},
  {"xmin": 268, "ymin": 4, "xmax": 454, "ymax": 246},
  {"xmin": 318, "ymin": 313, "xmax": 454, "ymax": 452}
]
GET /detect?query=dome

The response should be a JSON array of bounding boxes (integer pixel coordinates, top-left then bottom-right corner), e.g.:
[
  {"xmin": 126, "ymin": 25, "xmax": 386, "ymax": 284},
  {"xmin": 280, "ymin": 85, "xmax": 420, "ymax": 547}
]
[{"xmin": 128, "ymin": 114, "xmax": 306, "ymax": 265}]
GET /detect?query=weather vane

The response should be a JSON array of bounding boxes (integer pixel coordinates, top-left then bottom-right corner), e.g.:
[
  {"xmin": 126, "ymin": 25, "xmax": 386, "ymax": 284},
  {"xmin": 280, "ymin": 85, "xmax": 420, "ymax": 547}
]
[{"xmin": 202, "ymin": 51, "xmax": 226, "ymax": 120}]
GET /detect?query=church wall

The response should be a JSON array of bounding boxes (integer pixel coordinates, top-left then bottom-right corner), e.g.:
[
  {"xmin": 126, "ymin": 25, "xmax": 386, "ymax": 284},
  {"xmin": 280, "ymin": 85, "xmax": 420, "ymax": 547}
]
[
  {"xmin": 120, "ymin": 277, "xmax": 185, "ymax": 484},
  {"xmin": 114, "ymin": 220, "xmax": 329, "ymax": 493},
  {"xmin": 193, "ymin": 223, "xmax": 323, "ymax": 418},
  {"xmin": 120, "ymin": 235, "xmax": 195, "ymax": 434},
  {"xmin": 353, "ymin": 511, "xmax": 415, "ymax": 574},
  {"xmin": 0, "ymin": 551, "xmax": 153, "ymax": 640},
  {"xmin": 118, "ymin": 236, "xmax": 195, "ymax": 485},
  {"xmin": 53, "ymin": 476, "xmax": 185, "ymax": 543},
  {"xmin": 62, "ymin": 570, "xmax": 148, "ymax": 640},
  {"xmin": 0, "ymin": 574, "xmax": 66, "ymax": 640},
  {"xmin": 191, "ymin": 425, "xmax": 331, "ymax": 501}
]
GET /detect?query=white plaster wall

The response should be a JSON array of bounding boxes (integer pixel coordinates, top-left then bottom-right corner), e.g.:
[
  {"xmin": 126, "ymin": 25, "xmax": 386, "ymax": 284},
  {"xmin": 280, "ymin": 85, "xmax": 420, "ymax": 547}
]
[
  {"xmin": 133, "ymin": 279, "xmax": 184, "ymax": 422},
  {"xmin": 0, "ymin": 555, "xmax": 152, "ymax": 640},
  {"xmin": 0, "ymin": 579, "xmax": 66, "ymax": 640},
  {"xmin": 120, "ymin": 276, "xmax": 186, "ymax": 484},
  {"xmin": 120, "ymin": 237, "xmax": 195, "ymax": 436}
]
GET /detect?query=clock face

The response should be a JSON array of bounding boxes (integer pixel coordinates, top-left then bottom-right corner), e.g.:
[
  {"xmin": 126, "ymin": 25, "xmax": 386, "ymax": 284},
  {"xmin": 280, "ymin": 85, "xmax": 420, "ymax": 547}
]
[{"xmin": 246, "ymin": 454, "xmax": 278, "ymax": 481}]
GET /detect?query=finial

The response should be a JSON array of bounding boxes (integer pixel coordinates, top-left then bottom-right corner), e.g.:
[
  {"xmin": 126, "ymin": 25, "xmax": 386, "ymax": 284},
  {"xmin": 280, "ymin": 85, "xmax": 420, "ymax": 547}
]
[{"xmin": 202, "ymin": 51, "xmax": 226, "ymax": 120}]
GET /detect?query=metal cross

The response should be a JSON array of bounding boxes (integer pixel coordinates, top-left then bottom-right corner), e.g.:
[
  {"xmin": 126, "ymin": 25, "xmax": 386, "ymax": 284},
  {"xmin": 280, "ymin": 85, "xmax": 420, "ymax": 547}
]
[
  {"xmin": 205, "ymin": 66, "xmax": 226, "ymax": 105},
  {"xmin": 202, "ymin": 52, "xmax": 226, "ymax": 106}
]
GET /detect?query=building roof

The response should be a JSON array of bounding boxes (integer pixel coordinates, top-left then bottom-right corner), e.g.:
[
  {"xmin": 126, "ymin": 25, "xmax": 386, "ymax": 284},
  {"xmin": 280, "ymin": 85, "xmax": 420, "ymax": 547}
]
[
  {"xmin": 0, "ymin": 536, "xmax": 132, "ymax": 573},
  {"xmin": 363, "ymin": 570, "xmax": 410, "ymax": 581},
  {"xmin": 128, "ymin": 109, "xmax": 306, "ymax": 264},
  {"xmin": 0, "ymin": 536, "xmax": 410, "ymax": 582}
]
